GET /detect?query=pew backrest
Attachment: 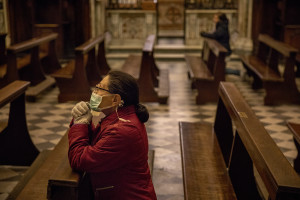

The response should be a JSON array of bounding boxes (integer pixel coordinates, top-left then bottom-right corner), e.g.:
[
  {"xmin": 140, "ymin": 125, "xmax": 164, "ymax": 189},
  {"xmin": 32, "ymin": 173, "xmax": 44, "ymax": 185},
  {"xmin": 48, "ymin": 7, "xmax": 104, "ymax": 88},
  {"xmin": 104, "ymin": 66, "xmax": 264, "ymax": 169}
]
[
  {"xmin": 256, "ymin": 34, "xmax": 298, "ymax": 76},
  {"xmin": 258, "ymin": 34, "xmax": 298, "ymax": 58},
  {"xmin": 217, "ymin": 82, "xmax": 300, "ymax": 199},
  {"xmin": 3, "ymin": 33, "xmax": 59, "ymax": 86},
  {"xmin": 0, "ymin": 80, "xmax": 30, "ymax": 108},
  {"xmin": 202, "ymin": 38, "xmax": 228, "ymax": 75},
  {"xmin": 7, "ymin": 33, "xmax": 58, "ymax": 54}
]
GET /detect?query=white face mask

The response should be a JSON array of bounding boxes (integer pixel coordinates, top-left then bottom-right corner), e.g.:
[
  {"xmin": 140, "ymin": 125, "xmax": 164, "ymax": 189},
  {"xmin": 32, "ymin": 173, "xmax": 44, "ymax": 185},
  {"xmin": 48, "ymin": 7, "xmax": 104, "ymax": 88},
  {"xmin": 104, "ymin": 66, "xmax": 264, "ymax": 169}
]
[
  {"xmin": 89, "ymin": 93, "xmax": 115, "ymax": 112},
  {"xmin": 89, "ymin": 93, "xmax": 130, "ymax": 123}
]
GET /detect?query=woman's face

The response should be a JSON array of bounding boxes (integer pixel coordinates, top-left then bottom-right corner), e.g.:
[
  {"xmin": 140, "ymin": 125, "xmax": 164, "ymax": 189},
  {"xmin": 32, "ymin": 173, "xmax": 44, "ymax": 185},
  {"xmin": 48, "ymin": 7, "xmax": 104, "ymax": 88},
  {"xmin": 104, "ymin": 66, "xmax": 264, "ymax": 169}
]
[
  {"xmin": 213, "ymin": 14, "xmax": 219, "ymax": 23},
  {"xmin": 93, "ymin": 75, "xmax": 115, "ymax": 109}
]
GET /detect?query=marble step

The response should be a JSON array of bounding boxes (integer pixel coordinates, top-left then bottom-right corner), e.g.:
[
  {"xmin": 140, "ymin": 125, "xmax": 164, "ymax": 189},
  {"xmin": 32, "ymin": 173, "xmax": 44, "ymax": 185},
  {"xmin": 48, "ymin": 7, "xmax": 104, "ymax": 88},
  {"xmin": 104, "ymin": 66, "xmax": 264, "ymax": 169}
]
[
  {"xmin": 107, "ymin": 44, "xmax": 202, "ymax": 53},
  {"xmin": 106, "ymin": 52, "xmax": 201, "ymax": 61}
]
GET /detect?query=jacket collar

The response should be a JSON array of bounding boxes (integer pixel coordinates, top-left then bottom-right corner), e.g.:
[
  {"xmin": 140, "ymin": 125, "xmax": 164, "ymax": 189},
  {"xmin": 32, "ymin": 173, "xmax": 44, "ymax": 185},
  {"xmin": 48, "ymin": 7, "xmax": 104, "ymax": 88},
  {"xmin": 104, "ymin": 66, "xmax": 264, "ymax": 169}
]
[{"xmin": 100, "ymin": 105, "xmax": 136, "ymax": 127}]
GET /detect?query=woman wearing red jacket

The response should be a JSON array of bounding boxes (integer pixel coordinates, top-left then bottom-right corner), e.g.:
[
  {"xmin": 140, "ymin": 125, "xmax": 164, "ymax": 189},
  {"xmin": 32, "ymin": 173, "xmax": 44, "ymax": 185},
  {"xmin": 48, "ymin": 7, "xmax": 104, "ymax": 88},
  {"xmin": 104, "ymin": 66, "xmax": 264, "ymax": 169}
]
[{"xmin": 68, "ymin": 70, "xmax": 157, "ymax": 200}]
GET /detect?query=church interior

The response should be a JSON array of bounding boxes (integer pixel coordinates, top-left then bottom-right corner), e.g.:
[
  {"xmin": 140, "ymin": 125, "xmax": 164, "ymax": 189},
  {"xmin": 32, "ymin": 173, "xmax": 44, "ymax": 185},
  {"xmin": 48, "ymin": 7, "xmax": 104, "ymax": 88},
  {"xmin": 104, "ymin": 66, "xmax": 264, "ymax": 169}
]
[{"xmin": 1, "ymin": 0, "xmax": 300, "ymax": 199}]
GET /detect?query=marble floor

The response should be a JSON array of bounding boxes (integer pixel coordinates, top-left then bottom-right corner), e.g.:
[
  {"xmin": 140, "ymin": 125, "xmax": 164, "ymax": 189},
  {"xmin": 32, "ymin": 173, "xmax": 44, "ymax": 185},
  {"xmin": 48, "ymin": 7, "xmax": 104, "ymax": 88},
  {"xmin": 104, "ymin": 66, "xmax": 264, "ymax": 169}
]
[{"xmin": 0, "ymin": 50, "xmax": 299, "ymax": 199}]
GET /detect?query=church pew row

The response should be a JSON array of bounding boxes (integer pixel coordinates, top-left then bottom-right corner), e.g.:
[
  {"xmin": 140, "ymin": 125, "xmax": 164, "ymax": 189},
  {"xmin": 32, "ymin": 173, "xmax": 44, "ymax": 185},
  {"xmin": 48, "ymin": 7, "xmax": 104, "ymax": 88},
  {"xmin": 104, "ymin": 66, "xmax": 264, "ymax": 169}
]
[
  {"xmin": 0, "ymin": 80, "xmax": 39, "ymax": 166},
  {"xmin": 179, "ymin": 82, "xmax": 300, "ymax": 200},
  {"xmin": 185, "ymin": 37, "xmax": 228, "ymax": 104},
  {"xmin": 121, "ymin": 34, "xmax": 169, "ymax": 104},
  {"xmin": 51, "ymin": 33, "xmax": 111, "ymax": 103},
  {"xmin": 14, "ymin": 128, "xmax": 155, "ymax": 200},
  {"xmin": 240, "ymin": 34, "xmax": 300, "ymax": 105},
  {"xmin": 0, "ymin": 33, "xmax": 60, "ymax": 101},
  {"xmin": 286, "ymin": 121, "xmax": 300, "ymax": 173}
]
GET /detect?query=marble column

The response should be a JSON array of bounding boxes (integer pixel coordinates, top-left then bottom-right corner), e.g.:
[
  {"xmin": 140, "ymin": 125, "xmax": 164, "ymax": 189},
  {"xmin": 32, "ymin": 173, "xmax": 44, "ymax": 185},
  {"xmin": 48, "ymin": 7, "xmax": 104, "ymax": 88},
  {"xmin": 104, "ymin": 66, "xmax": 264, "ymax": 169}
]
[
  {"xmin": 234, "ymin": 0, "xmax": 253, "ymax": 51},
  {"xmin": 90, "ymin": 0, "xmax": 96, "ymax": 38},
  {"xmin": 2, "ymin": 0, "xmax": 9, "ymax": 46},
  {"xmin": 90, "ymin": 0, "xmax": 107, "ymax": 38}
]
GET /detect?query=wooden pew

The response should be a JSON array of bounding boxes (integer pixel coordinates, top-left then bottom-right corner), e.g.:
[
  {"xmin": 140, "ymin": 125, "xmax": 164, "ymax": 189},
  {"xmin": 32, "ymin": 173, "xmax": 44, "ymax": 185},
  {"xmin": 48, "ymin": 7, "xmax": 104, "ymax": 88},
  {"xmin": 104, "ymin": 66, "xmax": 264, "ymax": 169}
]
[
  {"xmin": 0, "ymin": 80, "xmax": 39, "ymax": 166},
  {"xmin": 7, "ymin": 150, "xmax": 51, "ymax": 200},
  {"xmin": 286, "ymin": 121, "xmax": 300, "ymax": 173},
  {"xmin": 185, "ymin": 37, "xmax": 228, "ymax": 104},
  {"xmin": 179, "ymin": 121, "xmax": 237, "ymax": 199},
  {"xmin": 179, "ymin": 82, "xmax": 300, "ymax": 200},
  {"xmin": 240, "ymin": 34, "xmax": 300, "ymax": 105},
  {"xmin": 51, "ymin": 34, "xmax": 110, "ymax": 103},
  {"xmin": 15, "ymin": 128, "xmax": 155, "ymax": 200},
  {"xmin": 14, "ymin": 132, "xmax": 80, "ymax": 200},
  {"xmin": 0, "ymin": 33, "xmax": 60, "ymax": 101},
  {"xmin": 47, "ymin": 148, "xmax": 155, "ymax": 200},
  {"xmin": 121, "ymin": 35, "xmax": 169, "ymax": 104}
]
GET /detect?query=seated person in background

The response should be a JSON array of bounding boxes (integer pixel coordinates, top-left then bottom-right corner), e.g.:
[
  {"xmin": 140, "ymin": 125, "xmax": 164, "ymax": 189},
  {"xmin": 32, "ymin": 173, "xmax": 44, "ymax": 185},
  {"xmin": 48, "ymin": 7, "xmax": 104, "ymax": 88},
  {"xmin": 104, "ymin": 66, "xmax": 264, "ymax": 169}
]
[
  {"xmin": 68, "ymin": 70, "xmax": 157, "ymax": 200},
  {"xmin": 201, "ymin": 12, "xmax": 241, "ymax": 76}
]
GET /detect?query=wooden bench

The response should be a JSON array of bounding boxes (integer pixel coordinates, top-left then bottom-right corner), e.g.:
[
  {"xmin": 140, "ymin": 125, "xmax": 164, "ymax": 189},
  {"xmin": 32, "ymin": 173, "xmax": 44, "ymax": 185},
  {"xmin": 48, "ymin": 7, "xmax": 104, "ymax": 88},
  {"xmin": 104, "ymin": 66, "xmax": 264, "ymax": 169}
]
[
  {"xmin": 7, "ymin": 149, "xmax": 51, "ymax": 200},
  {"xmin": 121, "ymin": 35, "xmax": 169, "ymax": 104},
  {"xmin": 15, "ymin": 129, "xmax": 155, "ymax": 199},
  {"xmin": 179, "ymin": 82, "xmax": 300, "ymax": 200},
  {"xmin": 185, "ymin": 37, "xmax": 228, "ymax": 104},
  {"xmin": 286, "ymin": 121, "xmax": 300, "ymax": 173},
  {"xmin": 0, "ymin": 80, "xmax": 39, "ymax": 166},
  {"xmin": 51, "ymin": 34, "xmax": 110, "ymax": 103},
  {"xmin": 14, "ymin": 132, "xmax": 78, "ymax": 200},
  {"xmin": 0, "ymin": 33, "xmax": 60, "ymax": 101},
  {"xmin": 240, "ymin": 34, "xmax": 300, "ymax": 105}
]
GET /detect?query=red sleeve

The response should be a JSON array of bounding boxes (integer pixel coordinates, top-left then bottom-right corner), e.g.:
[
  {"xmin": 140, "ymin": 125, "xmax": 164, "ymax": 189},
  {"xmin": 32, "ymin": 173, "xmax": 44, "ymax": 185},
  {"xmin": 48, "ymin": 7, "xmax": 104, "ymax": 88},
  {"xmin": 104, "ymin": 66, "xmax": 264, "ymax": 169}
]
[{"xmin": 68, "ymin": 123, "xmax": 140, "ymax": 173}]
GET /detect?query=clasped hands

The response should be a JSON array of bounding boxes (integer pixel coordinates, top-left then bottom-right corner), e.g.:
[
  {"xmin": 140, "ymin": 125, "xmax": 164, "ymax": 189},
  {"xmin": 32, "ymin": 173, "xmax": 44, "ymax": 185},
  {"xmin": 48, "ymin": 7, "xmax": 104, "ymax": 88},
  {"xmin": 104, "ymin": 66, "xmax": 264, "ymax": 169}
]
[{"xmin": 71, "ymin": 101, "xmax": 92, "ymax": 124}]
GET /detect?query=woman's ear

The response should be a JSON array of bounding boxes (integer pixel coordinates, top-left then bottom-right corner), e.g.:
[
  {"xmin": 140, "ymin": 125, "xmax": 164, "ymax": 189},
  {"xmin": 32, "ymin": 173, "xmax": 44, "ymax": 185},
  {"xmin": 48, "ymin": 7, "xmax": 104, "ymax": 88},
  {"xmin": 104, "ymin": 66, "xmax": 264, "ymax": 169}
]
[{"xmin": 112, "ymin": 94, "xmax": 122, "ymax": 106}]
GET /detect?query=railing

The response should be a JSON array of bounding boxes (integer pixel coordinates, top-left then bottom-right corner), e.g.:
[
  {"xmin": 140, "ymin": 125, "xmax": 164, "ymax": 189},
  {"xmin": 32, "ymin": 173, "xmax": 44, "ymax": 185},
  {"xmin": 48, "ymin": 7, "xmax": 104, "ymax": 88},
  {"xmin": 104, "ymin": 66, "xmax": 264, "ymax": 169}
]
[
  {"xmin": 107, "ymin": 0, "xmax": 156, "ymax": 10},
  {"xmin": 185, "ymin": 0, "xmax": 238, "ymax": 9}
]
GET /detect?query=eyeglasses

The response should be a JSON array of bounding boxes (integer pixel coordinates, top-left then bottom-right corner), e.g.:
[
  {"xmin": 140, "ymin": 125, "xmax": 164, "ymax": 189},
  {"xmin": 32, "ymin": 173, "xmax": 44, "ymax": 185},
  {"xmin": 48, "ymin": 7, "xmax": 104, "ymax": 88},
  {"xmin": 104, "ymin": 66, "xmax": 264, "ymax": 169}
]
[{"xmin": 94, "ymin": 86, "xmax": 110, "ymax": 93}]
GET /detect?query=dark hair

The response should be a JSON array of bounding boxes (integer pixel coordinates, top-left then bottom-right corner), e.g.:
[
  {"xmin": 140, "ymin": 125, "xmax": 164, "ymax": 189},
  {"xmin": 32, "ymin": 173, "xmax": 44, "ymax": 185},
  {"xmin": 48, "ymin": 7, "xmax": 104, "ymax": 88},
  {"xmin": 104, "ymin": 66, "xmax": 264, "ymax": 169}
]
[
  {"xmin": 106, "ymin": 70, "xmax": 149, "ymax": 123},
  {"xmin": 217, "ymin": 13, "xmax": 228, "ymax": 24}
]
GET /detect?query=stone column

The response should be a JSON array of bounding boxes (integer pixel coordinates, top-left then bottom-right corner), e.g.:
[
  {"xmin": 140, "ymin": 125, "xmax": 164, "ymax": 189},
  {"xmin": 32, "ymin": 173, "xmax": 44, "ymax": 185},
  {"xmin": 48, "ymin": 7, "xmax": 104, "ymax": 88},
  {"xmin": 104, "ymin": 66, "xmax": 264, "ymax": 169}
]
[
  {"xmin": 235, "ymin": 0, "xmax": 253, "ymax": 51},
  {"xmin": 91, "ymin": 0, "xmax": 107, "ymax": 37},
  {"xmin": 185, "ymin": 12, "xmax": 199, "ymax": 46},
  {"xmin": 2, "ymin": 0, "xmax": 10, "ymax": 46},
  {"xmin": 146, "ymin": 13, "xmax": 156, "ymax": 36},
  {"xmin": 90, "ymin": 0, "xmax": 96, "ymax": 37},
  {"xmin": 95, "ymin": 0, "xmax": 106, "ymax": 36}
]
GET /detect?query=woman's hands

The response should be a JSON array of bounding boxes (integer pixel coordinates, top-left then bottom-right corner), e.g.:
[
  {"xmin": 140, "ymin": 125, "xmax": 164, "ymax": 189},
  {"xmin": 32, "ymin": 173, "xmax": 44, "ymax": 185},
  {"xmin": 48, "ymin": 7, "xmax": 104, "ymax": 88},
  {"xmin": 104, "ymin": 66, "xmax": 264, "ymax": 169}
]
[{"xmin": 71, "ymin": 101, "xmax": 92, "ymax": 124}]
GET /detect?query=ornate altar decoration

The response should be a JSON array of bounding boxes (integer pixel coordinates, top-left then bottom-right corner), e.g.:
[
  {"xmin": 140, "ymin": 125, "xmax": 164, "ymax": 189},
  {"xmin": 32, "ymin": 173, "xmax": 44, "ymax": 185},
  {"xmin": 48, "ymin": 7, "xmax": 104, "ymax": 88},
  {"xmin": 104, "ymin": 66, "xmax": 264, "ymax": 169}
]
[{"xmin": 106, "ymin": 10, "xmax": 157, "ymax": 45}]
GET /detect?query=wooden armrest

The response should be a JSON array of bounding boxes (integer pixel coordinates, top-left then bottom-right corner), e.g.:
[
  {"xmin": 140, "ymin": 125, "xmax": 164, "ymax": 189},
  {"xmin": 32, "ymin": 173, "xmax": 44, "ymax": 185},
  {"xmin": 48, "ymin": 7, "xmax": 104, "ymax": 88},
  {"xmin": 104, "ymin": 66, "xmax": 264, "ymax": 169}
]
[
  {"xmin": 287, "ymin": 121, "xmax": 300, "ymax": 144},
  {"xmin": 0, "ymin": 80, "xmax": 30, "ymax": 109},
  {"xmin": 7, "ymin": 33, "xmax": 58, "ymax": 54},
  {"xmin": 259, "ymin": 34, "xmax": 298, "ymax": 57},
  {"xmin": 75, "ymin": 34, "xmax": 105, "ymax": 54}
]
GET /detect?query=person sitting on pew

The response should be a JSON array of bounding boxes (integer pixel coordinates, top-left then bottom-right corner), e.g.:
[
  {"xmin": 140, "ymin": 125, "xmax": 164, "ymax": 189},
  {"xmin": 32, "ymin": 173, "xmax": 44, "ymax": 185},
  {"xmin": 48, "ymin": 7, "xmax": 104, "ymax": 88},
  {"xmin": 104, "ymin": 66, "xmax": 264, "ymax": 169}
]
[
  {"xmin": 68, "ymin": 70, "xmax": 157, "ymax": 200},
  {"xmin": 200, "ymin": 12, "xmax": 242, "ymax": 76}
]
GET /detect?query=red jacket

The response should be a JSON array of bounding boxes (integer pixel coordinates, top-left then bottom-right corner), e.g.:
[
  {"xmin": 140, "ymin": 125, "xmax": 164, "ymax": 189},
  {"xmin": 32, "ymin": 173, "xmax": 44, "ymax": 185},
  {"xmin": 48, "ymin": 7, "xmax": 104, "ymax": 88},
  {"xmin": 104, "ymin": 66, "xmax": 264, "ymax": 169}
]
[{"xmin": 68, "ymin": 105, "xmax": 156, "ymax": 200}]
